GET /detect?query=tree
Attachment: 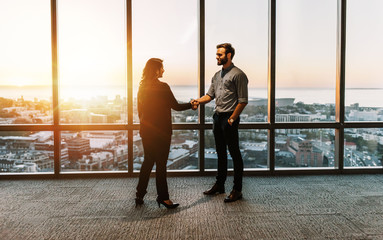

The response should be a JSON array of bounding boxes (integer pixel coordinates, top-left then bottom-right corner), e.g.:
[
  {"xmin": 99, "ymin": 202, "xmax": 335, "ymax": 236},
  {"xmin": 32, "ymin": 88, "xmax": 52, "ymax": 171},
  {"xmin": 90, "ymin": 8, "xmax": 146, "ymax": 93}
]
[{"xmin": 366, "ymin": 140, "xmax": 378, "ymax": 153}]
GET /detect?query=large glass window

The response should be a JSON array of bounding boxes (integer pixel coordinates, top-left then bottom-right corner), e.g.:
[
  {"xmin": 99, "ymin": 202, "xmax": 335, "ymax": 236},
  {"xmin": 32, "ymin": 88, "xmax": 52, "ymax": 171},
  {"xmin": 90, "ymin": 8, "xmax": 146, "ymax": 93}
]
[
  {"xmin": 58, "ymin": 0, "xmax": 127, "ymax": 124},
  {"xmin": 2, "ymin": 1, "xmax": 383, "ymax": 177},
  {"xmin": 61, "ymin": 131, "xmax": 128, "ymax": 172},
  {"xmin": 205, "ymin": 0, "xmax": 268, "ymax": 123},
  {"xmin": 133, "ymin": 130, "xmax": 198, "ymax": 172},
  {"xmin": 276, "ymin": 0, "xmax": 337, "ymax": 122},
  {"xmin": 205, "ymin": 129, "xmax": 268, "ymax": 170},
  {"xmin": 0, "ymin": 131, "xmax": 54, "ymax": 173},
  {"xmin": 132, "ymin": 0, "xmax": 198, "ymax": 124},
  {"xmin": 344, "ymin": 128, "xmax": 383, "ymax": 168},
  {"xmin": 345, "ymin": 0, "xmax": 383, "ymax": 122},
  {"xmin": 0, "ymin": 0, "xmax": 52, "ymax": 125},
  {"xmin": 275, "ymin": 129, "xmax": 335, "ymax": 169}
]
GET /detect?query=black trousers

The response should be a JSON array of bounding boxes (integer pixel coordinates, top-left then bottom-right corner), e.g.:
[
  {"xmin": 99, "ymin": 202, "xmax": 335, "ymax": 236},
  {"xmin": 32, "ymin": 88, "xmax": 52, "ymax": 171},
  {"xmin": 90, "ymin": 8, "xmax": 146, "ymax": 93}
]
[
  {"xmin": 136, "ymin": 134, "xmax": 171, "ymax": 200},
  {"xmin": 213, "ymin": 112, "xmax": 243, "ymax": 191}
]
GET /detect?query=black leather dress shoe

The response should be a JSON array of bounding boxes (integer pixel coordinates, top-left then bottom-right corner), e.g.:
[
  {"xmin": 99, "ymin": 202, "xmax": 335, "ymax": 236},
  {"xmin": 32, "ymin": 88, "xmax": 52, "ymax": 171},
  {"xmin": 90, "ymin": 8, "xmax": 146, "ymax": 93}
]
[
  {"xmin": 224, "ymin": 190, "xmax": 242, "ymax": 203},
  {"xmin": 203, "ymin": 184, "xmax": 225, "ymax": 195}
]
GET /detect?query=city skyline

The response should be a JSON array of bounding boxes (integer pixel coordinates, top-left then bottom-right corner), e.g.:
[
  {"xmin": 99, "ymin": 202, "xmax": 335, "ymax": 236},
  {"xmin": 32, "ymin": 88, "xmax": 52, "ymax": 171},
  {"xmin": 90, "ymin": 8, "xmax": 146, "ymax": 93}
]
[{"xmin": 1, "ymin": 0, "xmax": 383, "ymax": 90}]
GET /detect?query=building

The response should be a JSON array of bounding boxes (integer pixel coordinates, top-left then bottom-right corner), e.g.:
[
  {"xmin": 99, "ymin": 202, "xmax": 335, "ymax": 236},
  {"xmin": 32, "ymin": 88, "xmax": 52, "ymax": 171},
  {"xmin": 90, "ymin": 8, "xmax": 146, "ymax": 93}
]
[
  {"xmin": 287, "ymin": 137, "xmax": 324, "ymax": 167},
  {"xmin": 61, "ymin": 109, "xmax": 89, "ymax": 123},
  {"xmin": 276, "ymin": 113, "xmax": 326, "ymax": 122},
  {"xmin": 348, "ymin": 110, "xmax": 379, "ymax": 121},
  {"xmin": 89, "ymin": 113, "xmax": 108, "ymax": 123},
  {"xmin": 66, "ymin": 137, "xmax": 91, "ymax": 165},
  {"xmin": 241, "ymin": 141, "xmax": 268, "ymax": 167},
  {"xmin": 0, "ymin": 136, "xmax": 37, "ymax": 151},
  {"xmin": 0, "ymin": 151, "xmax": 53, "ymax": 172},
  {"xmin": 34, "ymin": 141, "xmax": 69, "ymax": 165},
  {"xmin": 77, "ymin": 151, "xmax": 114, "ymax": 171}
]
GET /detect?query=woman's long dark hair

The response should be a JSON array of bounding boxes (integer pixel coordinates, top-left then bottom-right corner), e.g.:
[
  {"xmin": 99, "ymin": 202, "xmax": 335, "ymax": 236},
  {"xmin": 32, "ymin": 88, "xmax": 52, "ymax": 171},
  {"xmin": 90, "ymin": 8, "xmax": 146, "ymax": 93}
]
[
  {"xmin": 138, "ymin": 58, "xmax": 163, "ymax": 104},
  {"xmin": 140, "ymin": 58, "xmax": 163, "ymax": 85}
]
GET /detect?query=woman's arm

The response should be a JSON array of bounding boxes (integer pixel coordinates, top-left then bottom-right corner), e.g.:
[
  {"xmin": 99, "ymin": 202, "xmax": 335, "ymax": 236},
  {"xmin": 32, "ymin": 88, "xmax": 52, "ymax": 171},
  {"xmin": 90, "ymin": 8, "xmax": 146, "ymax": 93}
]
[
  {"xmin": 167, "ymin": 85, "xmax": 192, "ymax": 111},
  {"xmin": 173, "ymin": 102, "xmax": 192, "ymax": 111}
]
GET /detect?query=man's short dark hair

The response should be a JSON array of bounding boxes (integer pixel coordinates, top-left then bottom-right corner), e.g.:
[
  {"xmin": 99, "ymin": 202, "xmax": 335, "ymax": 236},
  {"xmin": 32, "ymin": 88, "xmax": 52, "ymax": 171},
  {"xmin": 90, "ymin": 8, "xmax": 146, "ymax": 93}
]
[{"xmin": 217, "ymin": 43, "xmax": 235, "ymax": 60}]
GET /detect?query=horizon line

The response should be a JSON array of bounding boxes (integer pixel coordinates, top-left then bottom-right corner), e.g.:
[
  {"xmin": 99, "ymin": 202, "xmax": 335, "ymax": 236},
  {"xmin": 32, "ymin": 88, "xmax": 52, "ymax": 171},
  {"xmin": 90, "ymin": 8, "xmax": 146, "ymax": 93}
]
[{"xmin": 0, "ymin": 84, "xmax": 382, "ymax": 90}]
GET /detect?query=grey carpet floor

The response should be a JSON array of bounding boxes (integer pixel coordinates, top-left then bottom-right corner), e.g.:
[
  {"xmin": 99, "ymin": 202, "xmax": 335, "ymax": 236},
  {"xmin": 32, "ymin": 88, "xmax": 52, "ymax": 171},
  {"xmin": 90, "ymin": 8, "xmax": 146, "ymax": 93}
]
[{"xmin": 1, "ymin": 175, "xmax": 383, "ymax": 240}]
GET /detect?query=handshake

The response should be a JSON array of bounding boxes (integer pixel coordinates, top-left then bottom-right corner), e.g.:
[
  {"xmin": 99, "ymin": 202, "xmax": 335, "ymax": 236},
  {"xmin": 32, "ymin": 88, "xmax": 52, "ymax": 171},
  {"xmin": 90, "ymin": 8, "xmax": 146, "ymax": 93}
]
[{"xmin": 190, "ymin": 99, "xmax": 200, "ymax": 110}]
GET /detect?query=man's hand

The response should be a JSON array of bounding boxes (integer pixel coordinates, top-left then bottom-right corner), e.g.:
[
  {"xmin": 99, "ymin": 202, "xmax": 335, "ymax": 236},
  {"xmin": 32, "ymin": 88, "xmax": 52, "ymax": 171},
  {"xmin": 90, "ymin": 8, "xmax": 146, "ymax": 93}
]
[
  {"xmin": 190, "ymin": 99, "xmax": 199, "ymax": 110},
  {"xmin": 228, "ymin": 102, "xmax": 247, "ymax": 126},
  {"xmin": 228, "ymin": 117, "xmax": 235, "ymax": 126}
]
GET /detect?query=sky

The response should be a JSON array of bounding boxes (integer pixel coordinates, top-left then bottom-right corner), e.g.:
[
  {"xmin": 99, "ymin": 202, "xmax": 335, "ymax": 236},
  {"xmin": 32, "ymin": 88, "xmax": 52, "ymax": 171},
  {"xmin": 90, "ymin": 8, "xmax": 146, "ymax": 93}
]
[{"xmin": 1, "ymin": 0, "xmax": 383, "ymax": 92}]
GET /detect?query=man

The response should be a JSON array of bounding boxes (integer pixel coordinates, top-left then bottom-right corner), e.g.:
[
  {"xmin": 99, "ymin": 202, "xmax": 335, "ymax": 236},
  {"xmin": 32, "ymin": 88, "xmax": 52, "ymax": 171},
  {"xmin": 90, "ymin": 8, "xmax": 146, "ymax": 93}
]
[{"xmin": 194, "ymin": 43, "xmax": 248, "ymax": 202}]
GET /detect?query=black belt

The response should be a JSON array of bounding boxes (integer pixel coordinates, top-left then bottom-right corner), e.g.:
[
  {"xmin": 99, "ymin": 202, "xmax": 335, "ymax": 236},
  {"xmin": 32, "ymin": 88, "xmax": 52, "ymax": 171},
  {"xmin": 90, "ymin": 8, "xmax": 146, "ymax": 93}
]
[{"xmin": 215, "ymin": 111, "xmax": 233, "ymax": 116}]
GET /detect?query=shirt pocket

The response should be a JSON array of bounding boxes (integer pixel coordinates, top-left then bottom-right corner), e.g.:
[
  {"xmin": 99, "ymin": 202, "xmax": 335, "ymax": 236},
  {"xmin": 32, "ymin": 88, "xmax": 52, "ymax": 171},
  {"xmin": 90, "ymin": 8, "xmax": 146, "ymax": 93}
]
[{"xmin": 223, "ymin": 78, "xmax": 235, "ymax": 92}]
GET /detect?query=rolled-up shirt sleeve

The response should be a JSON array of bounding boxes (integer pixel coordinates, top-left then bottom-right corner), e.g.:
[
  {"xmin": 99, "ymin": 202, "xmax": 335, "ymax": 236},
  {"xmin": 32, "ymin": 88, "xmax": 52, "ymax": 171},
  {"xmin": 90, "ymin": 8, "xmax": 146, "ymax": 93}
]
[{"xmin": 235, "ymin": 73, "xmax": 248, "ymax": 104}]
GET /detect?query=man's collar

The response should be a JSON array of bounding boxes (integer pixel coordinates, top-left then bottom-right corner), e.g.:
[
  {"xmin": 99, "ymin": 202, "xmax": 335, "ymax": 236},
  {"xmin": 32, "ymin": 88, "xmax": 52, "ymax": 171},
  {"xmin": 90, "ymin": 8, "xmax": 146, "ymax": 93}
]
[
  {"xmin": 222, "ymin": 63, "xmax": 234, "ymax": 72},
  {"xmin": 221, "ymin": 63, "xmax": 234, "ymax": 78}
]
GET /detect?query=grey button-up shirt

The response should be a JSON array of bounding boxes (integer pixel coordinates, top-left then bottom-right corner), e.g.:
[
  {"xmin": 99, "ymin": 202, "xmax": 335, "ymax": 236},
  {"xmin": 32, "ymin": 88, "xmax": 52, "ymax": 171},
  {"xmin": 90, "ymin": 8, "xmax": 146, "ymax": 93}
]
[{"xmin": 207, "ymin": 64, "xmax": 248, "ymax": 113}]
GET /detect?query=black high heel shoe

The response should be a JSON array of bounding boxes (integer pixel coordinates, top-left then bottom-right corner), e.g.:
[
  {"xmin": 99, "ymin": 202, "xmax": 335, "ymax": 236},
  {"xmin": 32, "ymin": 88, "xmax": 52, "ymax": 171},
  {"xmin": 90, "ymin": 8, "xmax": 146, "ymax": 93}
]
[
  {"xmin": 156, "ymin": 198, "xmax": 179, "ymax": 209},
  {"xmin": 135, "ymin": 197, "xmax": 144, "ymax": 207}
]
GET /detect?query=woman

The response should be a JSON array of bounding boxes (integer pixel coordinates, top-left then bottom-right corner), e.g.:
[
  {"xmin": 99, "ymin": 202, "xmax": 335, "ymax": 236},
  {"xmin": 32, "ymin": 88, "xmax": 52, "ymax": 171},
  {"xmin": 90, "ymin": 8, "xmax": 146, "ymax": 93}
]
[{"xmin": 135, "ymin": 58, "xmax": 196, "ymax": 209}]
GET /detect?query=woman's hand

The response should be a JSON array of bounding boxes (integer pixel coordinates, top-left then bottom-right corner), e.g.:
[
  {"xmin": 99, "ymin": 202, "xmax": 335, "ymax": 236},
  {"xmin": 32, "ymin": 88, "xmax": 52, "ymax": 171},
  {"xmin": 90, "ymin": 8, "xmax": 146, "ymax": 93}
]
[{"xmin": 190, "ymin": 99, "xmax": 199, "ymax": 110}]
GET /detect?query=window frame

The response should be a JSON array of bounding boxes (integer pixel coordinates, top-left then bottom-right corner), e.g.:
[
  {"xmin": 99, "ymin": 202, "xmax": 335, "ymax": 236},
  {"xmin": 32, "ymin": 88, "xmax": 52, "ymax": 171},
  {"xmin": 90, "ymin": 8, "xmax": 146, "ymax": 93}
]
[{"xmin": 1, "ymin": 0, "xmax": 382, "ymax": 179}]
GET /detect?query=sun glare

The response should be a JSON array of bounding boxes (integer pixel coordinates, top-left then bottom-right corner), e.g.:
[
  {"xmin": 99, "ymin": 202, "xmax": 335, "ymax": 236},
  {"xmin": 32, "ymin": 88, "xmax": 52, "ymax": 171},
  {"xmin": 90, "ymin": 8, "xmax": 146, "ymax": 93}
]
[{"xmin": 8, "ymin": 78, "xmax": 34, "ymax": 87}]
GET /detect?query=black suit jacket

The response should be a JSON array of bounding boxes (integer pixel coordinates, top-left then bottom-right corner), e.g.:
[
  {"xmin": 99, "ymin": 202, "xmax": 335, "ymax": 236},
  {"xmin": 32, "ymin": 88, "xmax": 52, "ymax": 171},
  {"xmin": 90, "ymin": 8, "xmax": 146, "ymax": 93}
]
[{"xmin": 138, "ymin": 80, "xmax": 191, "ymax": 139}]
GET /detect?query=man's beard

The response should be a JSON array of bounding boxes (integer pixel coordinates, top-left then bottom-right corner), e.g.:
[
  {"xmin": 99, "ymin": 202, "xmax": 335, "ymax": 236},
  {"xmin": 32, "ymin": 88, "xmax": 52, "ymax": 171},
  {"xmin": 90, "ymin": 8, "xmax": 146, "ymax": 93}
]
[{"xmin": 217, "ymin": 56, "xmax": 228, "ymax": 66}]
